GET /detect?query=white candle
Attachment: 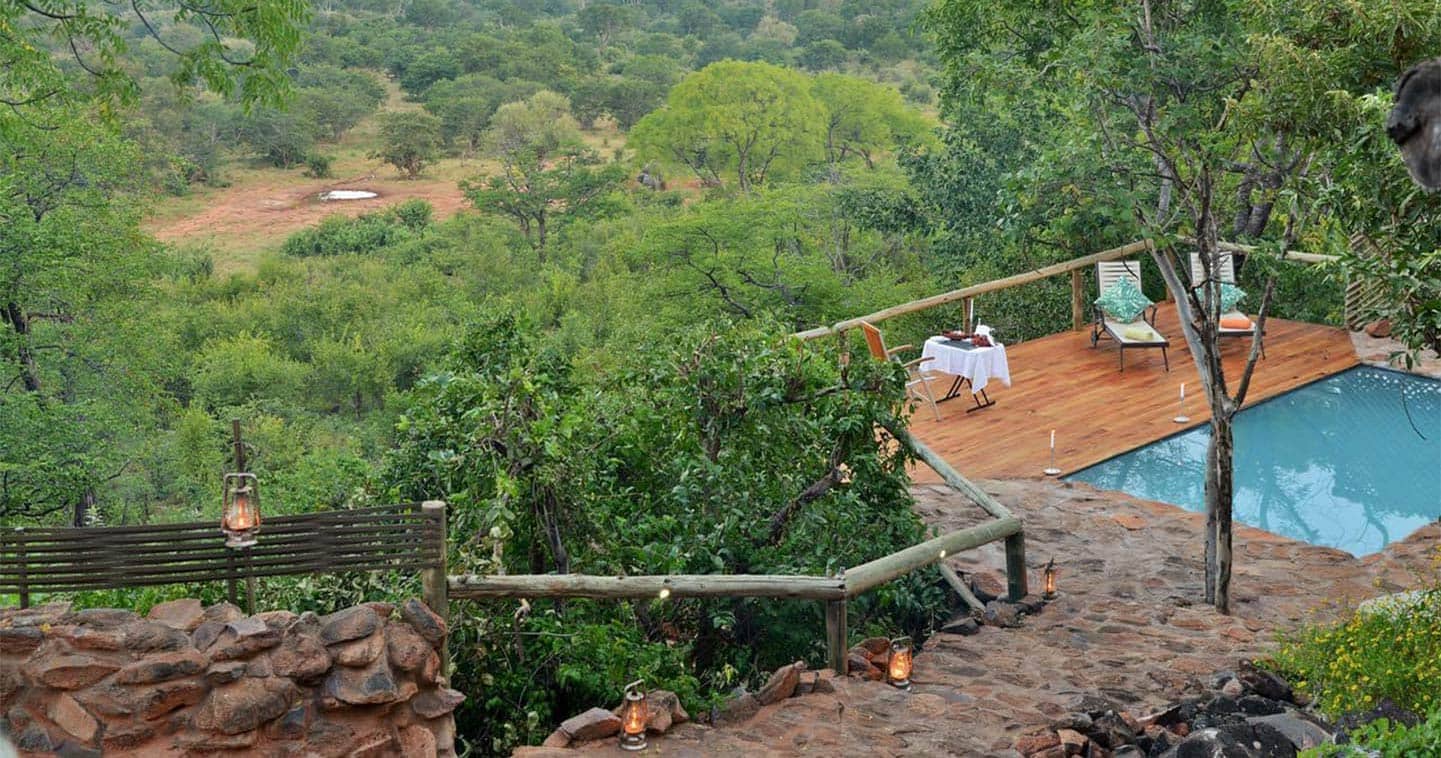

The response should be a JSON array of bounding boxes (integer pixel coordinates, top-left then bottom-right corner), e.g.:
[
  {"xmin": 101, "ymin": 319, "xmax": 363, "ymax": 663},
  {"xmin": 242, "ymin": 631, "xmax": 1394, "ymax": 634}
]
[
  {"xmin": 1180, "ymin": 383, "xmax": 1185, "ymax": 400},
  {"xmin": 1050, "ymin": 429, "xmax": 1055, "ymax": 449}
]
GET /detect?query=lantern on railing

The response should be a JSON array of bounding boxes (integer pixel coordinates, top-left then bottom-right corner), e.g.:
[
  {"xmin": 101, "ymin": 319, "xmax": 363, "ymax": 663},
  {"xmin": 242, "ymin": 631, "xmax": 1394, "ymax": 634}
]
[
  {"xmin": 222, "ymin": 472, "xmax": 261, "ymax": 548},
  {"xmin": 619, "ymin": 679, "xmax": 648, "ymax": 751},
  {"xmin": 1042, "ymin": 558, "xmax": 1057, "ymax": 600},
  {"xmin": 887, "ymin": 636, "xmax": 913, "ymax": 690}
]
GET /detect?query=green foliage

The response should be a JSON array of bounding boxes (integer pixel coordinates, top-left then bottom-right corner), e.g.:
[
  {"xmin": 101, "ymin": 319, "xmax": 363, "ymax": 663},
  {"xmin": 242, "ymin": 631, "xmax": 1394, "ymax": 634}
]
[
  {"xmin": 1268, "ymin": 587, "xmax": 1441, "ymax": 718},
  {"xmin": 372, "ymin": 111, "xmax": 444, "ymax": 179},
  {"xmin": 1306, "ymin": 710, "xmax": 1441, "ymax": 758},
  {"xmin": 191, "ymin": 333, "xmax": 308, "ymax": 411},
  {"xmin": 237, "ymin": 107, "xmax": 317, "ymax": 168},
  {"xmin": 631, "ymin": 61, "xmax": 827, "ymax": 192},
  {"xmin": 280, "ymin": 212, "xmax": 417, "ymax": 258},
  {"xmin": 304, "ymin": 153, "xmax": 334, "ymax": 179},
  {"xmin": 382, "ymin": 314, "xmax": 944, "ymax": 753}
]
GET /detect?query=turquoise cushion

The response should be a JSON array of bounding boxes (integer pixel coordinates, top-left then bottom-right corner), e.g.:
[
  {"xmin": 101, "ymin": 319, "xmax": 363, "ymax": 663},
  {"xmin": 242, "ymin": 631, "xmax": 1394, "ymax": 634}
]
[
  {"xmin": 1219, "ymin": 283, "xmax": 1246, "ymax": 312},
  {"xmin": 1095, "ymin": 277, "xmax": 1153, "ymax": 323}
]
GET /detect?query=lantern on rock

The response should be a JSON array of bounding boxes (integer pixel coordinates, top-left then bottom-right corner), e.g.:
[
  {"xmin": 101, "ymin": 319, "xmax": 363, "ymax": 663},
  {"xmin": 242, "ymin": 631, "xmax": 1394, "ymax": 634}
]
[
  {"xmin": 1042, "ymin": 558, "xmax": 1057, "ymax": 600},
  {"xmin": 887, "ymin": 636, "xmax": 913, "ymax": 690},
  {"xmin": 619, "ymin": 679, "xmax": 648, "ymax": 751},
  {"xmin": 222, "ymin": 472, "xmax": 261, "ymax": 548}
]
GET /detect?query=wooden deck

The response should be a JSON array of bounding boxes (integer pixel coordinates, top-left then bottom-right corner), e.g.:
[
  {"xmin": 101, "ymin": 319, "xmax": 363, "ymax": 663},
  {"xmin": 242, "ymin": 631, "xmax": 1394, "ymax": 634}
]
[{"xmin": 908, "ymin": 303, "xmax": 1358, "ymax": 482}]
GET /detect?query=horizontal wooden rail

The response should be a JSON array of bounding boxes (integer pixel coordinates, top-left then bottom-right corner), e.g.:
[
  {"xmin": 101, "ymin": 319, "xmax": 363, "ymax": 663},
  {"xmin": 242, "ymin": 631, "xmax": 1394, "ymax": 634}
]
[
  {"xmin": 449, "ymin": 574, "xmax": 846, "ymax": 600},
  {"xmin": 793, "ymin": 237, "xmax": 1337, "ymax": 341},
  {"xmin": 843, "ymin": 517, "xmax": 1021, "ymax": 597},
  {"xmin": 896, "ymin": 428, "xmax": 1012, "ymax": 520}
]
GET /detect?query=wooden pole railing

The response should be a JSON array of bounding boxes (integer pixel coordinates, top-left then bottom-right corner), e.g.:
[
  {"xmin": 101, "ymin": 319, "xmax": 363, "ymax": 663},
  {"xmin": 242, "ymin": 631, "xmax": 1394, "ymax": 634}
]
[
  {"xmin": 448, "ymin": 435, "xmax": 1021, "ymax": 675},
  {"xmin": 792, "ymin": 237, "xmax": 1339, "ymax": 342}
]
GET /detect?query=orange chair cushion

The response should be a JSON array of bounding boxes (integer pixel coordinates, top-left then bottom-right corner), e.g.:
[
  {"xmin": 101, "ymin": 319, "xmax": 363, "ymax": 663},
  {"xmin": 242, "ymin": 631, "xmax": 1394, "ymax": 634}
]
[{"xmin": 1220, "ymin": 316, "xmax": 1253, "ymax": 330}]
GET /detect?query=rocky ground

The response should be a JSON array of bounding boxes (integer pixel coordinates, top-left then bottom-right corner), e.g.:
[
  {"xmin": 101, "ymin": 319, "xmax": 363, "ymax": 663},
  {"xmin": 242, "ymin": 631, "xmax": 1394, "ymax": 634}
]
[
  {"xmin": 1351, "ymin": 327, "xmax": 1441, "ymax": 378},
  {"xmin": 518, "ymin": 479, "xmax": 1439, "ymax": 757}
]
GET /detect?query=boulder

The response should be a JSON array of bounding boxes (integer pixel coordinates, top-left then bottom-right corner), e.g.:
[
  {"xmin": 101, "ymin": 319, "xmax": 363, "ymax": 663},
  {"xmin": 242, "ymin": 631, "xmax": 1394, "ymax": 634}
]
[
  {"xmin": 270, "ymin": 628, "xmax": 331, "ymax": 682},
  {"xmin": 1246, "ymin": 713, "xmax": 1333, "ymax": 751},
  {"xmin": 69, "ymin": 608, "xmax": 138, "ymax": 627},
  {"xmin": 1051, "ymin": 712, "xmax": 1093, "ymax": 732},
  {"xmin": 1363, "ymin": 319, "xmax": 1392, "ymax": 338},
  {"xmin": 399, "ymin": 599, "xmax": 447, "ymax": 646},
  {"xmin": 319, "ymin": 606, "xmax": 380, "ymax": 646},
  {"xmin": 612, "ymin": 689, "xmax": 688, "ymax": 734},
  {"xmin": 560, "ymin": 707, "xmax": 622, "ymax": 742},
  {"xmin": 1238, "ymin": 696, "xmax": 1284, "ymax": 716},
  {"xmin": 940, "ymin": 615, "xmax": 981, "ymax": 636},
  {"xmin": 1236, "ymin": 661, "xmax": 1293, "ymax": 703},
  {"xmin": 139, "ymin": 678, "xmax": 208, "ymax": 720},
  {"xmin": 1168, "ymin": 723, "xmax": 1296, "ymax": 758},
  {"xmin": 146, "ymin": 599, "xmax": 206, "ymax": 631},
  {"xmin": 331, "ymin": 632, "xmax": 384, "ymax": 667},
  {"xmin": 714, "ymin": 693, "xmax": 760, "ymax": 725},
  {"xmin": 1336, "ymin": 698, "xmax": 1421, "ymax": 732},
  {"xmin": 1088, "ymin": 710, "xmax": 1136, "ymax": 749},
  {"xmin": 1014, "ymin": 730, "xmax": 1061, "ymax": 755},
  {"xmin": 205, "ymin": 660, "xmax": 248, "ymax": 685},
  {"xmin": 756, "ymin": 661, "xmax": 804, "ymax": 705},
  {"xmin": 124, "ymin": 621, "xmax": 192, "ymax": 653},
  {"xmin": 255, "ymin": 610, "xmax": 298, "ymax": 629},
  {"xmin": 399, "ymin": 724, "xmax": 438, "ymax": 755},
  {"xmin": 1066, "ymin": 694, "xmax": 1118, "ymax": 717},
  {"xmin": 1057, "ymin": 728, "xmax": 1088, "ymax": 753},
  {"xmin": 856, "ymin": 637, "xmax": 891, "ymax": 656},
  {"xmin": 208, "ymin": 617, "xmax": 282, "ymax": 660},
  {"xmin": 57, "ymin": 625, "xmax": 126, "ymax": 651},
  {"xmin": 0, "ymin": 627, "xmax": 44, "ymax": 655},
  {"xmin": 983, "ymin": 600, "xmax": 1022, "ymax": 627},
  {"xmin": 113, "ymin": 649, "xmax": 207, "ymax": 685},
  {"xmin": 48, "ymin": 693, "xmax": 99, "ymax": 744},
  {"xmin": 24, "ymin": 654, "xmax": 121, "ymax": 689},
  {"xmin": 324, "ymin": 655, "xmax": 401, "ymax": 706},
  {"xmin": 195, "ymin": 676, "xmax": 298, "ymax": 734},
  {"xmin": 175, "ymin": 730, "xmax": 258, "ymax": 751},
  {"xmin": 541, "ymin": 729, "xmax": 571, "ymax": 748},
  {"xmin": 265, "ymin": 703, "xmax": 310, "ymax": 741},
  {"xmin": 411, "ymin": 687, "xmax": 465, "ymax": 719},
  {"xmin": 385, "ymin": 623, "xmax": 431, "ymax": 672}
]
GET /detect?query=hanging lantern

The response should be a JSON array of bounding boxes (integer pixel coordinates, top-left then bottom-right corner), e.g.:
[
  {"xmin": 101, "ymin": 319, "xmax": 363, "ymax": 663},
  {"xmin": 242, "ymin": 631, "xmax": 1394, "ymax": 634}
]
[
  {"xmin": 887, "ymin": 636, "xmax": 913, "ymax": 690},
  {"xmin": 1042, "ymin": 558, "xmax": 1057, "ymax": 600},
  {"xmin": 222, "ymin": 472, "xmax": 261, "ymax": 548},
  {"xmin": 619, "ymin": 679, "xmax": 648, "ymax": 751}
]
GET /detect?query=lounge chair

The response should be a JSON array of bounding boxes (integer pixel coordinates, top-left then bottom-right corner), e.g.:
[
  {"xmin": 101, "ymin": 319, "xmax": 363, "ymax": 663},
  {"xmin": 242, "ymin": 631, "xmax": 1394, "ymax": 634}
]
[
  {"xmin": 1091, "ymin": 260, "xmax": 1170, "ymax": 372},
  {"xmin": 1189, "ymin": 252, "xmax": 1264, "ymax": 357},
  {"xmin": 860, "ymin": 321, "xmax": 942, "ymax": 420}
]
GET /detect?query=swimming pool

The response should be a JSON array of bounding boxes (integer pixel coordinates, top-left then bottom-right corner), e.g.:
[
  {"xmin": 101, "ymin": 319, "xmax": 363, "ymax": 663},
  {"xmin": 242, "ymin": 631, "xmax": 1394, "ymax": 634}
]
[{"xmin": 1066, "ymin": 366, "xmax": 1441, "ymax": 556}]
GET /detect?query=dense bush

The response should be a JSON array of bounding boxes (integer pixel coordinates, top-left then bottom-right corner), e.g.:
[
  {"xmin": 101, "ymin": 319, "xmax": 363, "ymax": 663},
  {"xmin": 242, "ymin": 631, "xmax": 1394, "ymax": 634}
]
[
  {"xmin": 1268, "ymin": 586, "xmax": 1441, "ymax": 718},
  {"xmin": 381, "ymin": 315, "xmax": 947, "ymax": 753},
  {"xmin": 281, "ymin": 209, "xmax": 421, "ymax": 257}
]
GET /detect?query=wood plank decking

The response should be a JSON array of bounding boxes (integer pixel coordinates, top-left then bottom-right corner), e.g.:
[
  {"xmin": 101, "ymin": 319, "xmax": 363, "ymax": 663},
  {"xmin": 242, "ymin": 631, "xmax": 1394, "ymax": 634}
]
[{"xmin": 907, "ymin": 303, "xmax": 1358, "ymax": 482}]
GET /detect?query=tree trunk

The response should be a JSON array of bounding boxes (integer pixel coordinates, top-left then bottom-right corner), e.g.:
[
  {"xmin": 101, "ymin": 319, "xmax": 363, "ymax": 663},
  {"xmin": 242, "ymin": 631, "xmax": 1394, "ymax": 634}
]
[
  {"xmin": 1212, "ymin": 413, "xmax": 1234, "ymax": 613},
  {"xmin": 4, "ymin": 302, "xmax": 43, "ymax": 394}
]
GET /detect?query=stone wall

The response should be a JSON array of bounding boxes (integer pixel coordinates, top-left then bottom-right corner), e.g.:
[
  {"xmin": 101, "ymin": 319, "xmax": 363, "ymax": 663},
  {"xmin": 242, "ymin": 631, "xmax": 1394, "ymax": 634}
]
[{"xmin": 0, "ymin": 598, "xmax": 462, "ymax": 756}]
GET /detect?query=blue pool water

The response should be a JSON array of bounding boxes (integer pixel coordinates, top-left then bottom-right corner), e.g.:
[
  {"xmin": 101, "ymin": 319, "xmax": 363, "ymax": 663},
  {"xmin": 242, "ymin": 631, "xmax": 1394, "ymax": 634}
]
[{"xmin": 1066, "ymin": 366, "xmax": 1441, "ymax": 556}]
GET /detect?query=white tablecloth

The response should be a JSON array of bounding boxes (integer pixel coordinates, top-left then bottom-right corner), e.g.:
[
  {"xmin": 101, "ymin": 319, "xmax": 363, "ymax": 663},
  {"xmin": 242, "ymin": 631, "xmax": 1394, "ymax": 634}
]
[{"xmin": 921, "ymin": 337, "xmax": 1012, "ymax": 395}]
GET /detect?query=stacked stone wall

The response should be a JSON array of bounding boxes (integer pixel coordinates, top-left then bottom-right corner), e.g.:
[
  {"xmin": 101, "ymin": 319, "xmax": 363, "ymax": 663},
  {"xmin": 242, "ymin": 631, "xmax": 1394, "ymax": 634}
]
[{"xmin": 0, "ymin": 598, "xmax": 461, "ymax": 756}]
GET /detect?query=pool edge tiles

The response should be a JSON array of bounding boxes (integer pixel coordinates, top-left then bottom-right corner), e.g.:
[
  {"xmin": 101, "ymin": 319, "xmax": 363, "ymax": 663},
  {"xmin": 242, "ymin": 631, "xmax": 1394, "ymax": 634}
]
[{"xmin": 1064, "ymin": 365, "xmax": 1441, "ymax": 557}]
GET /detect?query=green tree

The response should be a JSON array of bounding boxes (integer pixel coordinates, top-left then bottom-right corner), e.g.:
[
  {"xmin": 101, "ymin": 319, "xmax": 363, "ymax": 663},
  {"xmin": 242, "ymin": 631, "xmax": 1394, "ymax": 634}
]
[
  {"xmin": 372, "ymin": 111, "xmax": 444, "ymax": 179},
  {"xmin": 811, "ymin": 74, "xmax": 930, "ymax": 175},
  {"xmin": 630, "ymin": 61, "xmax": 825, "ymax": 192},
  {"xmin": 462, "ymin": 91, "xmax": 626, "ymax": 253}
]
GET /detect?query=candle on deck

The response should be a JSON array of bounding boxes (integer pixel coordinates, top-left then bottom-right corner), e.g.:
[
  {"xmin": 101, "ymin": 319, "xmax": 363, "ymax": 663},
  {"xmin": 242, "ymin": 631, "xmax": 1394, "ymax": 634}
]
[
  {"xmin": 1181, "ymin": 382, "xmax": 1185, "ymax": 400},
  {"xmin": 1050, "ymin": 429, "xmax": 1055, "ymax": 449}
]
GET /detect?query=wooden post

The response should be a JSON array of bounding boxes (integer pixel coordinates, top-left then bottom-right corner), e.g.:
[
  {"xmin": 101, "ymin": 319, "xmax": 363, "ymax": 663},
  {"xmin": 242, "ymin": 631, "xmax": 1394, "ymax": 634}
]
[
  {"xmin": 825, "ymin": 598, "xmax": 847, "ymax": 674},
  {"xmin": 1071, "ymin": 269, "xmax": 1086, "ymax": 330},
  {"xmin": 16, "ymin": 527, "xmax": 28, "ymax": 609},
  {"xmin": 230, "ymin": 419, "xmax": 257, "ymax": 612},
  {"xmin": 421, "ymin": 500, "xmax": 449, "ymax": 677},
  {"xmin": 1004, "ymin": 533, "xmax": 1029, "ymax": 601}
]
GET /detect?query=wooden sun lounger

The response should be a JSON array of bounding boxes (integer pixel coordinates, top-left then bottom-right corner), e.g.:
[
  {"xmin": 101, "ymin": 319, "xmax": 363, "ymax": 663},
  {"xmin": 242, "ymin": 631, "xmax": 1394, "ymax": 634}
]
[{"xmin": 1090, "ymin": 261, "xmax": 1170, "ymax": 372}]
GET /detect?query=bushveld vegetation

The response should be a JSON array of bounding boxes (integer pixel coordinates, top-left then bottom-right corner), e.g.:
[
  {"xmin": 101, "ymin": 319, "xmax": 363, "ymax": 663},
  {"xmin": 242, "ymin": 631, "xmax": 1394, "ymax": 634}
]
[{"xmin": 3, "ymin": 0, "xmax": 1440, "ymax": 753}]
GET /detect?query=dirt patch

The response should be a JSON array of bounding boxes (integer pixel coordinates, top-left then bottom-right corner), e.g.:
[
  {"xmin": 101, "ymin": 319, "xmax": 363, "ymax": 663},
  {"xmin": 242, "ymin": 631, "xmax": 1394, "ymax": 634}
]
[{"xmin": 146, "ymin": 171, "xmax": 468, "ymax": 253}]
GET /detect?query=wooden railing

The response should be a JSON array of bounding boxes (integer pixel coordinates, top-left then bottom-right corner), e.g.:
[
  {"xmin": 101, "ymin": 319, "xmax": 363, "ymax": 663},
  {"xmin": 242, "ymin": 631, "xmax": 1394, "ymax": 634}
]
[
  {"xmin": 792, "ymin": 237, "xmax": 1339, "ymax": 341},
  {"xmin": 448, "ymin": 433, "xmax": 1024, "ymax": 673}
]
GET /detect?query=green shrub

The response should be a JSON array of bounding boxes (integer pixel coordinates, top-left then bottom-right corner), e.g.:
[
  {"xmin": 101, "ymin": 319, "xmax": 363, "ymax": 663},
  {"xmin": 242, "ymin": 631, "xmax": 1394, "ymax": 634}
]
[
  {"xmin": 1305, "ymin": 709, "xmax": 1441, "ymax": 757},
  {"xmin": 1268, "ymin": 586, "xmax": 1441, "ymax": 718},
  {"xmin": 304, "ymin": 153, "xmax": 334, "ymax": 178},
  {"xmin": 281, "ymin": 213, "xmax": 414, "ymax": 257}
]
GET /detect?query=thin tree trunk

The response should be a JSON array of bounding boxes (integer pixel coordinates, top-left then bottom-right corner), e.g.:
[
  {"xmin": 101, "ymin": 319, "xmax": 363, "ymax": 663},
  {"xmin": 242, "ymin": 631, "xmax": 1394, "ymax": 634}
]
[
  {"xmin": 4, "ymin": 302, "xmax": 43, "ymax": 394},
  {"xmin": 1212, "ymin": 414, "xmax": 1234, "ymax": 613}
]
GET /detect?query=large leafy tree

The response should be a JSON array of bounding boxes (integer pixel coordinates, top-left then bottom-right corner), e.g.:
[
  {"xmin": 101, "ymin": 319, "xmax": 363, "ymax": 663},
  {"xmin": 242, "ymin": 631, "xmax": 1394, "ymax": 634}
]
[{"xmin": 630, "ymin": 60, "xmax": 825, "ymax": 192}]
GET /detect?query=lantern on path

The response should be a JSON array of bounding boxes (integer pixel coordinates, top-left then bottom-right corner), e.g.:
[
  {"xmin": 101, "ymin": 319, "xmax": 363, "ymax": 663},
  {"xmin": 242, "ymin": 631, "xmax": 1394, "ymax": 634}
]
[
  {"xmin": 619, "ymin": 679, "xmax": 648, "ymax": 751},
  {"xmin": 222, "ymin": 472, "xmax": 261, "ymax": 548},
  {"xmin": 1042, "ymin": 558, "xmax": 1058, "ymax": 600},
  {"xmin": 887, "ymin": 637, "xmax": 913, "ymax": 690}
]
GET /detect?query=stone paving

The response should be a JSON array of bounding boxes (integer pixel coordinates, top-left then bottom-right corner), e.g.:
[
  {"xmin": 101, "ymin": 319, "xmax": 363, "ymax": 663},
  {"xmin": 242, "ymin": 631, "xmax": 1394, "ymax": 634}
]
[
  {"xmin": 519, "ymin": 479, "xmax": 1440, "ymax": 757},
  {"xmin": 1350, "ymin": 330, "xmax": 1441, "ymax": 378}
]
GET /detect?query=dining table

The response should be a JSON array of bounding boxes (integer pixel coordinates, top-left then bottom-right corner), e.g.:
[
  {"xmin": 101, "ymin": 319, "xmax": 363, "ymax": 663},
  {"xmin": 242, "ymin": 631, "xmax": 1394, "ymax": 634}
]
[{"xmin": 919, "ymin": 336, "xmax": 1012, "ymax": 412}]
